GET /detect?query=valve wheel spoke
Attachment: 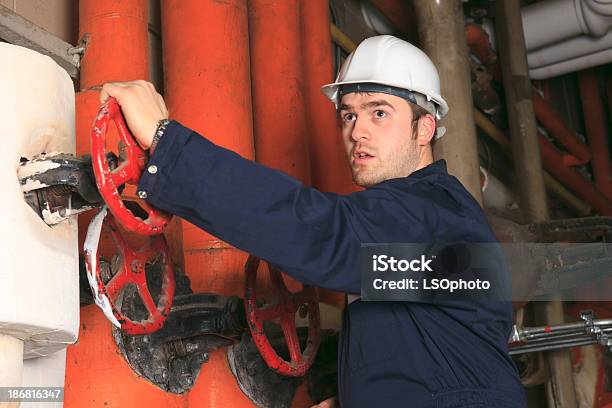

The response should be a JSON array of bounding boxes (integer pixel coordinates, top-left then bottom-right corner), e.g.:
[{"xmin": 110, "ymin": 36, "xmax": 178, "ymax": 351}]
[
  {"xmin": 110, "ymin": 164, "xmax": 132, "ymax": 187},
  {"xmin": 280, "ymin": 315, "xmax": 302, "ymax": 363},
  {"xmin": 105, "ymin": 266, "xmax": 130, "ymax": 299},
  {"xmin": 257, "ymin": 302, "xmax": 283, "ymax": 322}
]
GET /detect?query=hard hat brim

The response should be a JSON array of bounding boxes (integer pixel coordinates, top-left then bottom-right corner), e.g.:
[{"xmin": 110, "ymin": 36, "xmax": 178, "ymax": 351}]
[{"xmin": 321, "ymin": 79, "xmax": 449, "ymax": 119}]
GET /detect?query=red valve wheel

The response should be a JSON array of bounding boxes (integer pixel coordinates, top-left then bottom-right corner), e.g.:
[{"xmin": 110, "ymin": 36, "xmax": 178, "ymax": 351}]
[
  {"xmin": 91, "ymin": 97, "xmax": 170, "ymax": 235},
  {"xmin": 85, "ymin": 211, "xmax": 175, "ymax": 335},
  {"xmin": 244, "ymin": 255, "xmax": 320, "ymax": 377}
]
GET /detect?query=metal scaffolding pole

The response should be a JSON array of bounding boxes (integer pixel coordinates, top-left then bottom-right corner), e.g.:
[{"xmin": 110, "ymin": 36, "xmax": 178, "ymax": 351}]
[
  {"xmin": 413, "ymin": 0, "xmax": 483, "ymax": 204},
  {"xmin": 495, "ymin": 1, "xmax": 578, "ymax": 407}
]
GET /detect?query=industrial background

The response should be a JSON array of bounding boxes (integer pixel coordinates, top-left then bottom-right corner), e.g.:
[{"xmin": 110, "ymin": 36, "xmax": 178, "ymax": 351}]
[{"xmin": 0, "ymin": 0, "xmax": 611, "ymax": 407}]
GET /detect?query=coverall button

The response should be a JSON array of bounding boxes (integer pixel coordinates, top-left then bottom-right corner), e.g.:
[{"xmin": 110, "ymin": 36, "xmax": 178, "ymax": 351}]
[
  {"xmin": 137, "ymin": 190, "xmax": 148, "ymax": 199},
  {"xmin": 148, "ymin": 165, "xmax": 158, "ymax": 174}
]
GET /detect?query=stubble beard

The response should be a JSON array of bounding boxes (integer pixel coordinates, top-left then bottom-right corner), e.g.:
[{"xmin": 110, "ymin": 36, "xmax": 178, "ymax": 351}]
[{"xmin": 352, "ymin": 139, "xmax": 420, "ymax": 187}]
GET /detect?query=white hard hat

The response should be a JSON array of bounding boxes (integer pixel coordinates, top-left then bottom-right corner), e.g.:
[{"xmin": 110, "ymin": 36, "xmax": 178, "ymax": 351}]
[{"xmin": 321, "ymin": 35, "xmax": 449, "ymax": 120}]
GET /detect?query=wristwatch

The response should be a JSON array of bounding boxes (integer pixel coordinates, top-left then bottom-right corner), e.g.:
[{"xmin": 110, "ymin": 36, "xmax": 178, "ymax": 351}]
[{"xmin": 150, "ymin": 118, "xmax": 171, "ymax": 153}]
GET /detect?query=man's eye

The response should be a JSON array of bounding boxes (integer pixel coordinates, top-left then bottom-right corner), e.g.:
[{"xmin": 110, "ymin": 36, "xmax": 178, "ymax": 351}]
[
  {"xmin": 343, "ymin": 113, "xmax": 356, "ymax": 122},
  {"xmin": 374, "ymin": 110, "xmax": 387, "ymax": 118}
]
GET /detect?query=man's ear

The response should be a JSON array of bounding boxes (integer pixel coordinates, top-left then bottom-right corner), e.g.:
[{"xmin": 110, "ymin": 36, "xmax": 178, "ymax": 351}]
[
  {"xmin": 416, "ymin": 114, "xmax": 436, "ymax": 146},
  {"xmin": 417, "ymin": 114, "xmax": 436, "ymax": 146}
]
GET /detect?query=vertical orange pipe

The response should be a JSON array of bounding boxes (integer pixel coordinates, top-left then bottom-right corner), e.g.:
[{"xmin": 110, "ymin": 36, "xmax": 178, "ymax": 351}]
[
  {"xmin": 579, "ymin": 69, "xmax": 612, "ymax": 200},
  {"xmin": 162, "ymin": 0, "xmax": 254, "ymax": 296},
  {"xmin": 162, "ymin": 1, "xmax": 258, "ymax": 406},
  {"xmin": 249, "ymin": 0, "xmax": 311, "ymax": 182},
  {"xmin": 78, "ymin": 0, "xmax": 148, "ymax": 89},
  {"xmin": 301, "ymin": 0, "xmax": 356, "ymax": 196},
  {"xmin": 300, "ymin": 0, "xmax": 355, "ymax": 309},
  {"xmin": 248, "ymin": 0, "xmax": 310, "ymax": 297},
  {"xmin": 66, "ymin": 1, "xmax": 184, "ymax": 407},
  {"xmin": 248, "ymin": 1, "xmax": 314, "ymax": 405}
]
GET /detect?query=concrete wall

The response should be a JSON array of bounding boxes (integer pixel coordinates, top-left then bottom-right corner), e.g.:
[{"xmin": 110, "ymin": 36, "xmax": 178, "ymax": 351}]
[{"xmin": 0, "ymin": 0, "xmax": 78, "ymax": 44}]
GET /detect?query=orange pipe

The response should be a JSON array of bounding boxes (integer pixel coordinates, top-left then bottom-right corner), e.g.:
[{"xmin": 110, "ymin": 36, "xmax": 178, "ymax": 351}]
[
  {"xmin": 300, "ymin": 0, "xmax": 355, "ymax": 309},
  {"xmin": 579, "ymin": 69, "xmax": 612, "ymax": 199},
  {"xmin": 162, "ymin": 0, "xmax": 254, "ymax": 297},
  {"xmin": 66, "ymin": 2, "xmax": 183, "ymax": 407},
  {"xmin": 249, "ymin": 0, "xmax": 311, "ymax": 182},
  {"xmin": 532, "ymin": 92, "xmax": 591, "ymax": 165},
  {"xmin": 538, "ymin": 134, "xmax": 612, "ymax": 215},
  {"xmin": 247, "ymin": 2, "xmax": 316, "ymax": 405},
  {"xmin": 248, "ymin": 0, "xmax": 310, "ymax": 297},
  {"xmin": 78, "ymin": 0, "xmax": 148, "ymax": 89},
  {"xmin": 301, "ymin": 0, "xmax": 357, "ymax": 196},
  {"xmin": 465, "ymin": 23, "xmax": 493, "ymax": 64},
  {"xmin": 162, "ymin": 1, "xmax": 275, "ymax": 406},
  {"xmin": 65, "ymin": 307, "xmax": 185, "ymax": 408},
  {"xmin": 248, "ymin": 0, "xmax": 307, "ymax": 289}
]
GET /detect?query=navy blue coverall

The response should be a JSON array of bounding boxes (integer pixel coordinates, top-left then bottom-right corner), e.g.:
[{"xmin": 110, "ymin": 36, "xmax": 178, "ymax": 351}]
[{"xmin": 138, "ymin": 121, "xmax": 527, "ymax": 407}]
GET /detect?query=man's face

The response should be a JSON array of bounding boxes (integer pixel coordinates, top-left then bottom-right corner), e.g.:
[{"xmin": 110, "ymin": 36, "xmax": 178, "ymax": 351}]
[{"xmin": 339, "ymin": 92, "xmax": 420, "ymax": 187}]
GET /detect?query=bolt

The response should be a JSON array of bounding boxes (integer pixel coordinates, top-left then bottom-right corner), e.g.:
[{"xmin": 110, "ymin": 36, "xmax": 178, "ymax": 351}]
[
  {"xmin": 67, "ymin": 45, "xmax": 85, "ymax": 56},
  {"xmin": 131, "ymin": 260, "xmax": 143, "ymax": 273},
  {"xmin": 298, "ymin": 304, "xmax": 308, "ymax": 318}
]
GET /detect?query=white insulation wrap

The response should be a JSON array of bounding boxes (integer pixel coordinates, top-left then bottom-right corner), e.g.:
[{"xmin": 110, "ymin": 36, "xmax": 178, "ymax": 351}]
[{"xmin": 0, "ymin": 43, "xmax": 79, "ymax": 359}]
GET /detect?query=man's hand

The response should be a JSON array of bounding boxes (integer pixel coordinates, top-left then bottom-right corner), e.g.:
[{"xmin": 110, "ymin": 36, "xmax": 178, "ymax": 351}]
[
  {"xmin": 99, "ymin": 80, "xmax": 169, "ymax": 150},
  {"xmin": 310, "ymin": 397, "xmax": 337, "ymax": 408}
]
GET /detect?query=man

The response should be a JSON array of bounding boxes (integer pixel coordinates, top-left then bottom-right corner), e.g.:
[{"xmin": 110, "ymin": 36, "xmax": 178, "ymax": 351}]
[{"xmin": 101, "ymin": 35, "xmax": 526, "ymax": 407}]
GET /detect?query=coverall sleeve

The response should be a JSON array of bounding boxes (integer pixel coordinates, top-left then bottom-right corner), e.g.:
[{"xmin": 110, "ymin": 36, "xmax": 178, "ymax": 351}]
[{"xmin": 137, "ymin": 121, "xmax": 365, "ymax": 293}]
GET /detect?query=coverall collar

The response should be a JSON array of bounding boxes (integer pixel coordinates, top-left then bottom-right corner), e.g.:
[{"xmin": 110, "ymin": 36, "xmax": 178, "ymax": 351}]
[{"xmin": 374, "ymin": 159, "xmax": 448, "ymax": 187}]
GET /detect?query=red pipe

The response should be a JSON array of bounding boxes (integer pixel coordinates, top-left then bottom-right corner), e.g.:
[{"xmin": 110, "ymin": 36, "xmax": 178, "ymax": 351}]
[
  {"xmin": 579, "ymin": 69, "xmax": 612, "ymax": 199},
  {"xmin": 538, "ymin": 134, "xmax": 612, "ymax": 215},
  {"xmin": 465, "ymin": 23, "xmax": 493, "ymax": 65},
  {"xmin": 464, "ymin": 22, "xmax": 502, "ymax": 83},
  {"xmin": 608, "ymin": 76, "xmax": 612, "ymax": 128},
  {"xmin": 533, "ymin": 92, "xmax": 591, "ymax": 165},
  {"xmin": 369, "ymin": 0, "xmax": 418, "ymax": 44}
]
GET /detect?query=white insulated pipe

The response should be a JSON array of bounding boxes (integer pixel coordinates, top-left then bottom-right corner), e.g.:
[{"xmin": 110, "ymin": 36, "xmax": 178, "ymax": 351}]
[
  {"xmin": 0, "ymin": 43, "xmax": 78, "ymax": 406},
  {"xmin": 522, "ymin": 0, "xmax": 612, "ymax": 51},
  {"xmin": 529, "ymin": 46, "xmax": 612, "ymax": 79},
  {"xmin": 480, "ymin": 167, "xmax": 519, "ymax": 212},
  {"xmin": 0, "ymin": 334, "xmax": 23, "ymax": 408},
  {"xmin": 528, "ymin": 29, "xmax": 612, "ymax": 68}
]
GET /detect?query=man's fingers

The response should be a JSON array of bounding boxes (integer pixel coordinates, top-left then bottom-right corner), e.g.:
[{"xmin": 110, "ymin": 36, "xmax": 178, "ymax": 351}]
[
  {"xmin": 99, "ymin": 81, "xmax": 145, "ymax": 104},
  {"xmin": 95, "ymin": 80, "xmax": 168, "ymax": 150},
  {"xmin": 99, "ymin": 82, "xmax": 125, "ymax": 104},
  {"xmin": 309, "ymin": 399, "xmax": 335, "ymax": 408}
]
